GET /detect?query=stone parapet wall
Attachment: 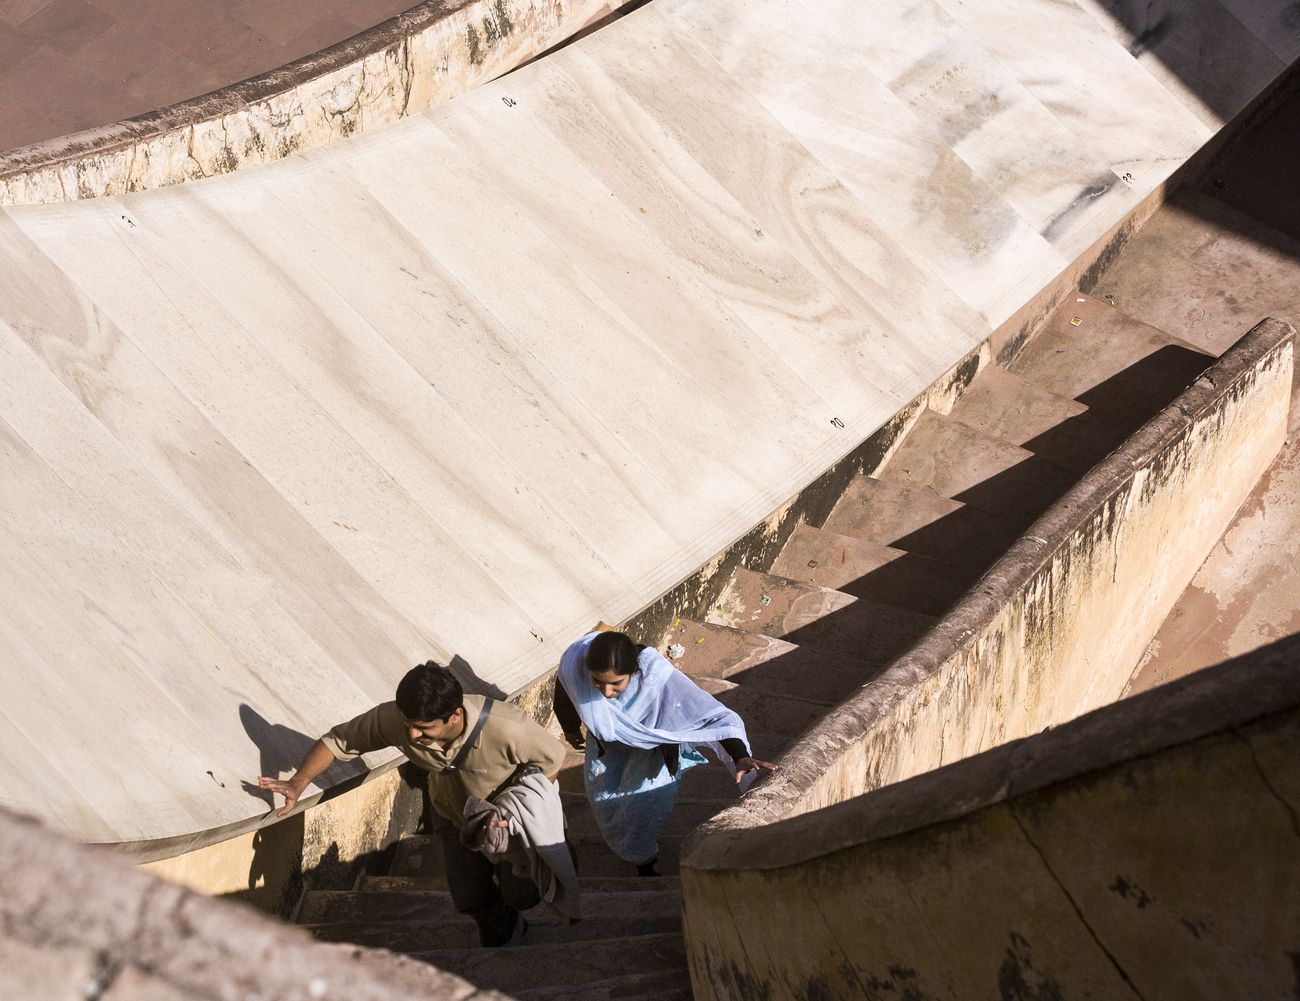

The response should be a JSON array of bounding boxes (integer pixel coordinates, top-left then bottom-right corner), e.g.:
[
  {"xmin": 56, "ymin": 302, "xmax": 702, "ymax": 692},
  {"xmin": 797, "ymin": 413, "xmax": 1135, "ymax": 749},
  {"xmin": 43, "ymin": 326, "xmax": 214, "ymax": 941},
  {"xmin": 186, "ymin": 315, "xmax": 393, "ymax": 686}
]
[
  {"xmin": 0, "ymin": 807, "xmax": 509, "ymax": 1001},
  {"xmin": 680, "ymin": 634, "xmax": 1300, "ymax": 1000},
  {"xmin": 0, "ymin": 0, "xmax": 625, "ymax": 205},
  {"xmin": 680, "ymin": 318, "xmax": 1295, "ymax": 998},
  {"xmin": 139, "ymin": 765, "xmax": 423, "ymax": 914}
]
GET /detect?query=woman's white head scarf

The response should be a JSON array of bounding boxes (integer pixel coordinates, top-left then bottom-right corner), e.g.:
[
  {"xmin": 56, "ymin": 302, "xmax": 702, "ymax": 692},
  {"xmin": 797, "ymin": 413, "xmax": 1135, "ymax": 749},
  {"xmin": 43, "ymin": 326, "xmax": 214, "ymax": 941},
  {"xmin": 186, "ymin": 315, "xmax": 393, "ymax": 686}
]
[{"xmin": 558, "ymin": 631, "xmax": 750, "ymax": 767}]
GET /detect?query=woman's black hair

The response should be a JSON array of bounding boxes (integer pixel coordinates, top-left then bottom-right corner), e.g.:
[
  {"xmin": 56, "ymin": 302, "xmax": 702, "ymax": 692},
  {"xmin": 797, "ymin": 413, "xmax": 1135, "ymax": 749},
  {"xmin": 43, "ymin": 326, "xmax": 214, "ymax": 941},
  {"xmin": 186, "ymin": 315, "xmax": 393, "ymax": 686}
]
[
  {"xmin": 586, "ymin": 631, "xmax": 646, "ymax": 678},
  {"xmin": 395, "ymin": 661, "xmax": 464, "ymax": 722}
]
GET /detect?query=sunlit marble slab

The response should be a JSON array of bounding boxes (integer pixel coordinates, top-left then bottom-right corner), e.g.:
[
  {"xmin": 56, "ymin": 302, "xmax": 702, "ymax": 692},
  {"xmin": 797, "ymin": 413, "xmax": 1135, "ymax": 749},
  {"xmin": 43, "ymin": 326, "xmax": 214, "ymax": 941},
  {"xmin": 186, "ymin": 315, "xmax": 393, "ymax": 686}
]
[
  {"xmin": 657, "ymin": 0, "xmax": 1069, "ymax": 326},
  {"xmin": 0, "ymin": 0, "xmax": 1294, "ymax": 846},
  {"xmin": 930, "ymin": 0, "xmax": 1213, "ymax": 191},
  {"xmin": 797, "ymin": 0, "xmax": 1143, "ymax": 260}
]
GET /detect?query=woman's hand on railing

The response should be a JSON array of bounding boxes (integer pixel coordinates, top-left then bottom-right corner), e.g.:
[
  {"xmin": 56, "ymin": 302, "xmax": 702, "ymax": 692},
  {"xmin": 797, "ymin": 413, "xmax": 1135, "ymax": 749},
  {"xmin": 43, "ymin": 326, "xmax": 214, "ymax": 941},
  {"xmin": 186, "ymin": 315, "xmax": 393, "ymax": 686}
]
[{"xmin": 734, "ymin": 756, "xmax": 778, "ymax": 784}]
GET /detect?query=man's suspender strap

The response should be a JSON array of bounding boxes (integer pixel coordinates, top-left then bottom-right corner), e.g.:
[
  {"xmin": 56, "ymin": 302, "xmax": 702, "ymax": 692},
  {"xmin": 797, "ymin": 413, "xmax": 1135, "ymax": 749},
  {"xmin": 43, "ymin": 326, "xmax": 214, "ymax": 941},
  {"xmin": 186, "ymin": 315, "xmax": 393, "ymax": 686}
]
[{"xmin": 447, "ymin": 699, "xmax": 493, "ymax": 771}]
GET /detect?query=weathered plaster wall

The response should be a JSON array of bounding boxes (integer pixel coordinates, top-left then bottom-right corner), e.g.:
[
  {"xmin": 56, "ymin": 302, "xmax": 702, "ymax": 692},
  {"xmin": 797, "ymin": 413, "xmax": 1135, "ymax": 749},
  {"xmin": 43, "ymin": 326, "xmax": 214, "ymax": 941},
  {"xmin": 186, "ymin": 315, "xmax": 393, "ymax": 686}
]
[
  {"xmin": 0, "ymin": 0, "xmax": 625, "ymax": 205},
  {"xmin": 680, "ymin": 319, "xmax": 1295, "ymax": 998},
  {"xmin": 140, "ymin": 765, "xmax": 423, "ymax": 914},
  {"xmin": 0, "ymin": 807, "xmax": 509, "ymax": 1001},
  {"xmin": 680, "ymin": 636, "xmax": 1300, "ymax": 1001}
]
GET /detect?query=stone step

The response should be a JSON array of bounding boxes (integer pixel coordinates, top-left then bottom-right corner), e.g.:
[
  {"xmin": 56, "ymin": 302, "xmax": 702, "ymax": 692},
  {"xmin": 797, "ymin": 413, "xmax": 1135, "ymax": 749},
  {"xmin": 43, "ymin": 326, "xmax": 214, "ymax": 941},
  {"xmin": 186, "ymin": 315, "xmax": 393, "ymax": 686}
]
[
  {"xmin": 692, "ymin": 677, "xmax": 831, "ymax": 738},
  {"xmin": 388, "ymin": 833, "xmax": 684, "ymax": 881},
  {"xmin": 361, "ymin": 872, "xmax": 681, "ymax": 895},
  {"xmin": 949, "ymin": 364, "xmax": 1131, "ymax": 476},
  {"xmin": 300, "ymin": 888, "xmax": 682, "ymax": 927},
  {"xmin": 409, "ymin": 933, "xmax": 687, "ymax": 994},
  {"xmin": 1009, "ymin": 291, "xmax": 1212, "ymax": 421},
  {"xmin": 561, "ymin": 797, "xmax": 724, "ymax": 839},
  {"xmin": 1198, "ymin": 88, "xmax": 1300, "ymax": 245},
  {"xmin": 662, "ymin": 619, "xmax": 880, "ymax": 703},
  {"xmin": 707, "ymin": 567, "xmax": 934, "ymax": 663},
  {"xmin": 304, "ymin": 908, "xmax": 680, "ymax": 951},
  {"xmin": 770, "ymin": 523, "xmax": 975, "ymax": 615},
  {"xmin": 1087, "ymin": 189, "xmax": 1300, "ymax": 357},
  {"xmin": 880, "ymin": 411, "xmax": 1077, "ymax": 528},
  {"xmin": 680, "ymin": 758, "xmax": 752, "ymax": 801},
  {"xmin": 515, "ymin": 969, "xmax": 693, "ymax": 1001},
  {"xmin": 822, "ymin": 475, "xmax": 1021, "ymax": 573}
]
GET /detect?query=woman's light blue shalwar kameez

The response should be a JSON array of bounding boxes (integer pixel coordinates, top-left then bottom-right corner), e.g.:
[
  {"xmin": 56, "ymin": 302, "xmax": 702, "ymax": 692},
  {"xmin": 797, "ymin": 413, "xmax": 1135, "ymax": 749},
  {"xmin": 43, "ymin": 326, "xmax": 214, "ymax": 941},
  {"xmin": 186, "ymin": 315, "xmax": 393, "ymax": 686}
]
[{"xmin": 557, "ymin": 632, "xmax": 750, "ymax": 864}]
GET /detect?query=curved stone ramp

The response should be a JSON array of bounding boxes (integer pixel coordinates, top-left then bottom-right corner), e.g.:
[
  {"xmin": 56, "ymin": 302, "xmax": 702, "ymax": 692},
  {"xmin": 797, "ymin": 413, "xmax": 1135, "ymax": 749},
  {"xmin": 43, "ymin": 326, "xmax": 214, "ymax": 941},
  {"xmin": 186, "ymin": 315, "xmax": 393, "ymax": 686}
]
[
  {"xmin": 0, "ymin": 0, "xmax": 1296, "ymax": 858},
  {"xmin": 677, "ymin": 316, "xmax": 1295, "ymax": 999}
]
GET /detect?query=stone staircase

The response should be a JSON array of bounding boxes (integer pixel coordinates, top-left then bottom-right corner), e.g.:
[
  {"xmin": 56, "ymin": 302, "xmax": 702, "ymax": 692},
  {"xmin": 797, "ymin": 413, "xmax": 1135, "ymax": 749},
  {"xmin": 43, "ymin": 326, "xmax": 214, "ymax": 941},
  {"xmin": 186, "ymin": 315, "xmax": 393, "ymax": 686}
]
[{"xmin": 288, "ymin": 278, "xmax": 1231, "ymax": 997}]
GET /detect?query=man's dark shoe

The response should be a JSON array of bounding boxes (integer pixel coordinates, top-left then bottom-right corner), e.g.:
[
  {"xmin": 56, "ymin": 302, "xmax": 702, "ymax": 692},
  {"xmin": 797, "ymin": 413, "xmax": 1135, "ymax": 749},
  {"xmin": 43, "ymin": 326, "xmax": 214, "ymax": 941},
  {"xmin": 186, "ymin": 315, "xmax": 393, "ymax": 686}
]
[{"xmin": 506, "ymin": 913, "xmax": 529, "ymax": 946}]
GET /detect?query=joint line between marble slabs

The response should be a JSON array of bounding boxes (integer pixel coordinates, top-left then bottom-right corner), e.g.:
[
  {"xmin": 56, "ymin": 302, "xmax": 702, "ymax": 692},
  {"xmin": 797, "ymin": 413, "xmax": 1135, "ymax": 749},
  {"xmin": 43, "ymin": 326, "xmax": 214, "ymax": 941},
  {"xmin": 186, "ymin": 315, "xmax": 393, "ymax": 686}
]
[
  {"xmin": 1008, "ymin": 804, "xmax": 1148, "ymax": 1001},
  {"xmin": 1232, "ymin": 727, "xmax": 1300, "ymax": 839}
]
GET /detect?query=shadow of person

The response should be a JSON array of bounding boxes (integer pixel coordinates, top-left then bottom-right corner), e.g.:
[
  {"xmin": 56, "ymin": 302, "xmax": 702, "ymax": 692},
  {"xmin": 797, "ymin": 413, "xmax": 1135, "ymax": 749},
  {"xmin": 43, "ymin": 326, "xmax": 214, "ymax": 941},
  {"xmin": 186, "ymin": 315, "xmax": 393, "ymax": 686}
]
[
  {"xmin": 237, "ymin": 703, "xmax": 364, "ymax": 810},
  {"xmin": 447, "ymin": 653, "xmax": 508, "ymax": 700},
  {"xmin": 232, "ymin": 704, "xmax": 374, "ymax": 915}
]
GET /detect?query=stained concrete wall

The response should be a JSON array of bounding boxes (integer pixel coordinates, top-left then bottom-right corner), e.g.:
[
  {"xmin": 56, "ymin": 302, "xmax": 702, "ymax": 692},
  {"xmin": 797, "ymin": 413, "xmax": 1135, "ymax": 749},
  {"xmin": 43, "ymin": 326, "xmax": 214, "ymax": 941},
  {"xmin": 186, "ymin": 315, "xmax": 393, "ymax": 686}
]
[
  {"xmin": 141, "ymin": 765, "xmax": 423, "ymax": 914},
  {"xmin": 681, "ymin": 319, "xmax": 1295, "ymax": 999},
  {"xmin": 0, "ymin": 807, "xmax": 509, "ymax": 1001},
  {"xmin": 0, "ymin": 0, "xmax": 627, "ymax": 205},
  {"xmin": 681, "ymin": 635, "xmax": 1300, "ymax": 1001}
]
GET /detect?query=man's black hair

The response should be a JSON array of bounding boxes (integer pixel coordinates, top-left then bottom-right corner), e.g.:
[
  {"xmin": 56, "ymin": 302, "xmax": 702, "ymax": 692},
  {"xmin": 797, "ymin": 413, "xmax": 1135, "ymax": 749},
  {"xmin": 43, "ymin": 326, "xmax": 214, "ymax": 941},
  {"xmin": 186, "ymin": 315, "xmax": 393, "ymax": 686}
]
[{"xmin": 395, "ymin": 661, "xmax": 464, "ymax": 722}]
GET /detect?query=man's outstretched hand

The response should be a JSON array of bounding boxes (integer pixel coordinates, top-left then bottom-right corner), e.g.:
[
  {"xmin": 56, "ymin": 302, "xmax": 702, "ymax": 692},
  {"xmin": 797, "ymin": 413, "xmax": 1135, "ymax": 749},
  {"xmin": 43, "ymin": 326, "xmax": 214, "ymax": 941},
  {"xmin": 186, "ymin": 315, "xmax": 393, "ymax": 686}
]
[
  {"xmin": 255, "ymin": 739, "xmax": 336, "ymax": 816},
  {"xmin": 256, "ymin": 775, "xmax": 305, "ymax": 817}
]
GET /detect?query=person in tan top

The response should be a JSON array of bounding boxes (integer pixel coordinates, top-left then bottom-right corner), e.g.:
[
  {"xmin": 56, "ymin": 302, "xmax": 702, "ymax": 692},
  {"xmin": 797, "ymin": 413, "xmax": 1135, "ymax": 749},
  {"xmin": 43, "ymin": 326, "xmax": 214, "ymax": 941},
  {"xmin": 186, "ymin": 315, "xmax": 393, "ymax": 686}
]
[{"xmin": 258, "ymin": 662, "xmax": 567, "ymax": 947}]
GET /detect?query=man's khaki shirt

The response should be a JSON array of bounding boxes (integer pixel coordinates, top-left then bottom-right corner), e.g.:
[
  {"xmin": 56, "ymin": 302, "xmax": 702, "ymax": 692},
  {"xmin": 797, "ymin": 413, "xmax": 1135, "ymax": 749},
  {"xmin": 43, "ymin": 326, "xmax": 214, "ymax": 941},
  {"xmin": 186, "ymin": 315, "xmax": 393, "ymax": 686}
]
[{"xmin": 321, "ymin": 694, "xmax": 566, "ymax": 827}]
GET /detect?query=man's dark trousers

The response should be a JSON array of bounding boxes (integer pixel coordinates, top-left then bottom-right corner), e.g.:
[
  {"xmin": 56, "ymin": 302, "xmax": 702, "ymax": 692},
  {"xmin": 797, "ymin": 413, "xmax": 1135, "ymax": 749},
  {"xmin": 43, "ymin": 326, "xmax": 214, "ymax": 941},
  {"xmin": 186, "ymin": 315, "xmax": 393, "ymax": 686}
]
[{"xmin": 434, "ymin": 818, "xmax": 540, "ymax": 946}]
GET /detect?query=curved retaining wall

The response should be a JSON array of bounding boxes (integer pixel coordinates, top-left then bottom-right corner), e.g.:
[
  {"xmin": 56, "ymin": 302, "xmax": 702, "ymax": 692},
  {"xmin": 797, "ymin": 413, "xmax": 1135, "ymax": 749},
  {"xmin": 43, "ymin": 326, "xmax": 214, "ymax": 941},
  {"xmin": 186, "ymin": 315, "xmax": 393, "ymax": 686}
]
[
  {"xmin": 682, "ymin": 635, "xmax": 1300, "ymax": 1001},
  {"xmin": 681, "ymin": 318, "xmax": 1295, "ymax": 998},
  {"xmin": 0, "ymin": 0, "xmax": 625, "ymax": 206}
]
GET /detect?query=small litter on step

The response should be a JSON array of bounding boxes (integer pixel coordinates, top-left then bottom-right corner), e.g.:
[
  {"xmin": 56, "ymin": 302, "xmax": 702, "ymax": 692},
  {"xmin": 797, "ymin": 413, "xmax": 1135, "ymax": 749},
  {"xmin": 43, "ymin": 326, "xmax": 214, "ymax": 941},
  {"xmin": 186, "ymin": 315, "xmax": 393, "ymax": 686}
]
[
  {"xmin": 759, "ymin": 595, "xmax": 772, "ymax": 606},
  {"xmin": 666, "ymin": 643, "xmax": 685, "ymax": 660},
  {"xmin": 1070, "ymin": 316, "xmax": 1083, "ymax": 326}
]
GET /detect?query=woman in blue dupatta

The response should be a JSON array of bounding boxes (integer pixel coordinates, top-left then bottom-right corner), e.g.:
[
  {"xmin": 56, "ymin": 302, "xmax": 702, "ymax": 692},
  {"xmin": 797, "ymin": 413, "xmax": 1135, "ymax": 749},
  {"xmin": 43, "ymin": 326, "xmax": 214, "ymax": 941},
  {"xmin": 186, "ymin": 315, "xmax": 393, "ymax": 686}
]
[{"xmin": 553, "ymin": 630, "xmax": 777, "ymax": 875}]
